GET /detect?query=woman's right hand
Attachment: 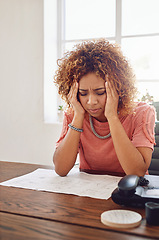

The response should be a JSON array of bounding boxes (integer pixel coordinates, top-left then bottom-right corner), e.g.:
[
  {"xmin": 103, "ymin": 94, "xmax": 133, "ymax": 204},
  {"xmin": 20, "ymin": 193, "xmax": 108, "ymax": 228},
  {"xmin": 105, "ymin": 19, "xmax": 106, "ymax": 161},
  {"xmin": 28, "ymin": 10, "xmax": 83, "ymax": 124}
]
[
  {"xmin": 68, "ymin": 82, "xmax": 85, "ymax": 117},
  {"xmin": 54, "ymin": 81, "xmax": 85, "ymax": 177}
]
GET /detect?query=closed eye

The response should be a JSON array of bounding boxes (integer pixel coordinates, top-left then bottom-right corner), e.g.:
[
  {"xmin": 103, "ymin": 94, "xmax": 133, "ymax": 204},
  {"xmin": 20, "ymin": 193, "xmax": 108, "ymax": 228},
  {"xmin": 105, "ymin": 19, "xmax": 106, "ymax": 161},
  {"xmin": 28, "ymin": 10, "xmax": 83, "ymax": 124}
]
[
  {"xmin": 78, "ymin": 91, "xmax": 88, "ymax": 96},
  {"xmin": 79, "ymin": 93, "xmax": 87, "ymax": 96},
  {"xmin": 96, "ymin": 91, "xmax": 106, "ymax": 95},
  {"xmin": 78, "ymin": 89, "xmax": 106, "ymax": 96}
]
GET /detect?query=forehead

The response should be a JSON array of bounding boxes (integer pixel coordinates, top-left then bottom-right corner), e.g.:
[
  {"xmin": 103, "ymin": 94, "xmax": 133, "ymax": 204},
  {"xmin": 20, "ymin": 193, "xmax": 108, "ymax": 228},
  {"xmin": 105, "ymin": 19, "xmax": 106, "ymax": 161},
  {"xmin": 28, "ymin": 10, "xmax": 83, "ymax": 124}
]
[{"xmin": 79, "ymin": 73, "xmax": 105, "ymax": 89}]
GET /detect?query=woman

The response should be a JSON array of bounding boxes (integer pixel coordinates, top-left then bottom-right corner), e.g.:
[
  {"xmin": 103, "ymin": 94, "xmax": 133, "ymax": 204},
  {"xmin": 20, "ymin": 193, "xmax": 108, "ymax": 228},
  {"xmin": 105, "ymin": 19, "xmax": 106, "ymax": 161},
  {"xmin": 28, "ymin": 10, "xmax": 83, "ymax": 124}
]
[{"xmin": 53, "ymin": 39, "xmax": 155, "ymax": 177}]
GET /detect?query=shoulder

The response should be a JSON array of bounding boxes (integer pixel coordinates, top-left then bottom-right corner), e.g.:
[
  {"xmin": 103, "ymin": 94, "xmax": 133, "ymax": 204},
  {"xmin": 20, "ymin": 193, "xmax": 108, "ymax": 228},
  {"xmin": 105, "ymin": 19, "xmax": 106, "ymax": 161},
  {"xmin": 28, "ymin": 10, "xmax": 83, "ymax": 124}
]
[
  {"xmin": 63, "ymin": 107, "xmax": 74, "ymax": 123},
  {"xmin": 133, "ymin": 102, "xmax": 156, "ymax": 120},
  {"xmin": 135, "ymin": 101, "xmax": 154, "ymax": 111},
  {"xmin": 123, "ymin": 102, "xmax": 156, "ymax": 123},
  {"xmin": 134, "ymin": 102, "xmax": 156, "ymax": 143}
]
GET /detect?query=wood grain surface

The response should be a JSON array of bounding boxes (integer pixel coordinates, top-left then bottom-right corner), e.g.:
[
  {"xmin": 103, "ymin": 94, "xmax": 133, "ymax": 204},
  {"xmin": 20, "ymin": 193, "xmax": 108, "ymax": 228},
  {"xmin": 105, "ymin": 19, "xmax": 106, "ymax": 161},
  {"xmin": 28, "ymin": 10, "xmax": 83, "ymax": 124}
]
[
  {"xmin": 1, "ymin": 212, "xmax": 149, "ymax": 240},
  {"xmin": 0, "ymin": 161, "xmax": 159, "ymax": 239}
]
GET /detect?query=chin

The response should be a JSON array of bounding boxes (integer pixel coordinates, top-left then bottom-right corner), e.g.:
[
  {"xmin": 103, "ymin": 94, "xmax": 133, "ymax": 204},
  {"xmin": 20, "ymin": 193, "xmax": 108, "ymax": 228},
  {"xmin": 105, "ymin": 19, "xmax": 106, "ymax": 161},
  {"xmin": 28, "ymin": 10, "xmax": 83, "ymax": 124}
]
[{"xmin": 90, "ymin": 112, "xmax": 106, "ymax": 122}]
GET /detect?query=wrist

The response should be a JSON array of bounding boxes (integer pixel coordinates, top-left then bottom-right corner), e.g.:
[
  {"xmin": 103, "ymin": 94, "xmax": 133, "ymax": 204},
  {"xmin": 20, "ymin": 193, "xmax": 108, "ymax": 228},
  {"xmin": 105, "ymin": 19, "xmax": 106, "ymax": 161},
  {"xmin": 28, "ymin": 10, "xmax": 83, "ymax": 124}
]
[
  {"xmin": 68, "ymin": 124, "xmax": 83, "ymax": 132},
  {"xmin": 107, "ymin": 114, "xmax": 119, "ymax": 123},
  {"xmin": 72, "ymin": 113, "xmax": 84, "ymax": 128}
]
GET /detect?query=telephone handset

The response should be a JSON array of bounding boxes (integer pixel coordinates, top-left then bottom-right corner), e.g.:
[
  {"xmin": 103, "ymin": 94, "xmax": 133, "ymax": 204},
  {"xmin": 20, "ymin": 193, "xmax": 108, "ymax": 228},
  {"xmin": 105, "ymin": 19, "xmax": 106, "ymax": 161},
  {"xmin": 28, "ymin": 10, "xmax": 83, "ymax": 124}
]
[{"xmin": 111, "ymin": 175, "xmax": 159, "ymax": 207}]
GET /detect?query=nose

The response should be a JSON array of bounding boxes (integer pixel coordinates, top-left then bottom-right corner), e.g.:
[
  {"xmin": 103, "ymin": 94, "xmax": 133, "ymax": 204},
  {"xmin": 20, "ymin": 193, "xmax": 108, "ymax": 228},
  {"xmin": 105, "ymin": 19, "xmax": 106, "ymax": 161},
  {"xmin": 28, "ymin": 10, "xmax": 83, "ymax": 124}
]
[{"xmin": 87, "ymin": 94, "xmax": 98, "ymax": 105}]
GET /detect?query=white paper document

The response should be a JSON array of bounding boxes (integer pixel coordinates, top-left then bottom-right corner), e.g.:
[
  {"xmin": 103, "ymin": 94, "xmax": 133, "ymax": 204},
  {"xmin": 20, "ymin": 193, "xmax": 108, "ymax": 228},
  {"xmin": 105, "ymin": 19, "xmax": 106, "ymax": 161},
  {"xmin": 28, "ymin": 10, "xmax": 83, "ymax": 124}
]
[
  {"xmin": 0, "ymin": 167, "xmax": 121, "ymax": 200},
  {"xmin": 140, "ymin": 175, "xmax": 159, "ymax": 199}
]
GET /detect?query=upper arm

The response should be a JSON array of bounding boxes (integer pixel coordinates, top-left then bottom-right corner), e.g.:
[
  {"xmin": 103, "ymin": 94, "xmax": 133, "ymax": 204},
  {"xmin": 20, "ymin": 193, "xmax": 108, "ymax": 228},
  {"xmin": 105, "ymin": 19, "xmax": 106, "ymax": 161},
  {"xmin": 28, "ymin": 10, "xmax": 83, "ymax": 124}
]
[{"xmin": 137, "ymin": 147, "xmax": 153, "ymax": 169}]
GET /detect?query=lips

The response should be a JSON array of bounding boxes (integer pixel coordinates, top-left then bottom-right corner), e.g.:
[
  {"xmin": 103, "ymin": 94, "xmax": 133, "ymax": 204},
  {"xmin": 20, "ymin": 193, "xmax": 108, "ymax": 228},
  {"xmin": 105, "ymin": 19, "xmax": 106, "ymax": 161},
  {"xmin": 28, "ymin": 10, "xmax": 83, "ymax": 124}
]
[{"xmin": 88, "ymin": 108, "xmax": 101, "ymax": 114}]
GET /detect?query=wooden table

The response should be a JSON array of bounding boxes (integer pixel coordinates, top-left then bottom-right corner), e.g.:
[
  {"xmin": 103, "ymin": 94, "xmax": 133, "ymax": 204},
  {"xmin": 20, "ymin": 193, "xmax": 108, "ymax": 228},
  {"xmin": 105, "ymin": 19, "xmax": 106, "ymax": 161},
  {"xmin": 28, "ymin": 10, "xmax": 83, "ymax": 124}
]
[{"xmin": 0, "ymin": 161, "xmax": 159, "ymax": 240}]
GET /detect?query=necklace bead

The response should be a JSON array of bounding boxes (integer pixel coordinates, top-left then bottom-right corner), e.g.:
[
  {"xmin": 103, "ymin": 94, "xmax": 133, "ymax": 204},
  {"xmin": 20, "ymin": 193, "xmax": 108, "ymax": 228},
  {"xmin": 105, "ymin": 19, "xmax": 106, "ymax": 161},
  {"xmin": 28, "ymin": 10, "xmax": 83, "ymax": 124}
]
[{"xmin": 89, "ymin": 115, "xmax": 111, "ymax": 139}]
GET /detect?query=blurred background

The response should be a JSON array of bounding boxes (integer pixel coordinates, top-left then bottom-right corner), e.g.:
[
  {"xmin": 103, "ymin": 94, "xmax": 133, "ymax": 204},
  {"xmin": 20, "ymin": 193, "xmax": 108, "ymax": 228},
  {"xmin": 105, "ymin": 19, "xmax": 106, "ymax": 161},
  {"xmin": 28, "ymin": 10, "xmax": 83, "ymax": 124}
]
[{"xmin": 0, "ymin": 0, "xmax": 159, "ymax": 166}]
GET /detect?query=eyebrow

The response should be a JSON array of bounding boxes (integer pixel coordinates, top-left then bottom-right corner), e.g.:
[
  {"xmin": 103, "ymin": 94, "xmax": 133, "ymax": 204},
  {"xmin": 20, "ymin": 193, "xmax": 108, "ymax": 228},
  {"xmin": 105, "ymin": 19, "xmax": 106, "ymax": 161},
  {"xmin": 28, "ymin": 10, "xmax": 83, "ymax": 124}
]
[{"xmin": 79, "ymin": 87, "xmax": 105, "ymax": 91}]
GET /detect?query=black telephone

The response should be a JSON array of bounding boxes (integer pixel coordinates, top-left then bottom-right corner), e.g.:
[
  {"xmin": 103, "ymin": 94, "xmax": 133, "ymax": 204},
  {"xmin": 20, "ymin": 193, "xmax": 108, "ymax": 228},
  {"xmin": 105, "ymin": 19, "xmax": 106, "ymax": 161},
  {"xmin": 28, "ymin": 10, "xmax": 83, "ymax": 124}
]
[{"xmin": 111, "ymin": 175, "xmax": 159, "ymax": 207}]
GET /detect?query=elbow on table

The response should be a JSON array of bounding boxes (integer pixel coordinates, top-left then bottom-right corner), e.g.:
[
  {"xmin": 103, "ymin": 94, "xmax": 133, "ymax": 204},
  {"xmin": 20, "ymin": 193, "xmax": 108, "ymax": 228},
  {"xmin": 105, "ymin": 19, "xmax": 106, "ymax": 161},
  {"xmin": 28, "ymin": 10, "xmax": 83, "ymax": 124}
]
[
  {"xmin": 54, "ymin": 166, "xmax": 69, "ymax": 177},
  {"xmin": 53, "ymin": 157, "xmax": 69, "ymax": 177},
  {"xmin": 125, "ymin": 167, "xmax": 148, "ymax": 177},
  {"xmin": 53, "ymin": 150, "xmax": 75, "ymax": 177}
]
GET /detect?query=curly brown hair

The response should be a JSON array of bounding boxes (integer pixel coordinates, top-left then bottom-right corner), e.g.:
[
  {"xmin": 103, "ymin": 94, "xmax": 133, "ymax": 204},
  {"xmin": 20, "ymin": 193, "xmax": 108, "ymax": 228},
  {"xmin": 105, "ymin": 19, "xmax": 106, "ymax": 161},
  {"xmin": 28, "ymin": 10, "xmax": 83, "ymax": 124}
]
[{"xmin": 54, "ymin": 38, "xmax": 137, "ymax": 115}]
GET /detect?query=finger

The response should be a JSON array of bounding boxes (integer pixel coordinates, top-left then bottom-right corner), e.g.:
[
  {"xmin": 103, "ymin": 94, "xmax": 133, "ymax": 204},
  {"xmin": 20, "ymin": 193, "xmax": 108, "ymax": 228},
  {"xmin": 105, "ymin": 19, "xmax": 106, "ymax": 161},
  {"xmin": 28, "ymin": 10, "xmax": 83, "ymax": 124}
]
[
  {"xmin": 68, "ymin": 82, "xmax": 76, "ymax": 99},
  {"xmin": 71, "ymin": 82, "xmax": 78, "ymax": 100},
  {"xmin": 107, "ymin": 81, "xmax": 117, "ymax": 98},
  {"xmin": 105, "ymin": 81, "xmax": 111, "ymax": 96},
  {"xmin": 105, "ymin": 74, "xmax": 109, "ymax": 82},
  {"xmin": 68, "ymin": 82, "xmax": 78, "ymax": 105}
]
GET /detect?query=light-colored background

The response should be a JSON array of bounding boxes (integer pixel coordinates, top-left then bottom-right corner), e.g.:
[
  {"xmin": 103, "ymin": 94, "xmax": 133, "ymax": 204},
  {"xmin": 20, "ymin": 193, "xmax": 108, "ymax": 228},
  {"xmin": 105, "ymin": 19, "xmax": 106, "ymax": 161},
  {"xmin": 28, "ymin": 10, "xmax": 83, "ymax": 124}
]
[
  {"xmin": 1, "ymin": 0, "xmax": 158, "ymax": 167},
  {"xmin": 0, "ymin": 0, "xmax": 62, "ymax": 166}
]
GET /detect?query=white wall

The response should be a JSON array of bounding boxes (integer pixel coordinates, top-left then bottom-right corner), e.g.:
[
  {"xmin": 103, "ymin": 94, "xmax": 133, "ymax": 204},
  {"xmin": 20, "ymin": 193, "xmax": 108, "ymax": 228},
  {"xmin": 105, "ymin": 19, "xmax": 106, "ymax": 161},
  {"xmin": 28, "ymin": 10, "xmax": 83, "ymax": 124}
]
[{"xmin": 0, "ymin": 0, "xmax": 62, "ymax": 166}]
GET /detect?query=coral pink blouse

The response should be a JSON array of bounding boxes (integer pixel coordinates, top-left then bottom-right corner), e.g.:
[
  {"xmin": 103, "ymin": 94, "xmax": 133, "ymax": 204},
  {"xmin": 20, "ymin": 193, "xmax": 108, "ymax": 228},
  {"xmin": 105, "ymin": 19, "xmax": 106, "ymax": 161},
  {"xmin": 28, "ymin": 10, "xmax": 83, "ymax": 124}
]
[{"xmin": 56, "ymin": 102, "xmax": 156, "ymax": 175}]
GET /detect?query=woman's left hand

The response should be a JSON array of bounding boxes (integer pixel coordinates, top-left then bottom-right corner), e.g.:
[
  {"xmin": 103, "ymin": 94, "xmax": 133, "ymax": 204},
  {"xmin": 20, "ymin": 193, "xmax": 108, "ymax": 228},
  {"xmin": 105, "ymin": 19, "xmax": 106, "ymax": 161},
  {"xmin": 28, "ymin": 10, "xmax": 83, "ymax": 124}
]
[{"xmin": 104, "ymin": 80, "xmax": 119, "ymax": 120}]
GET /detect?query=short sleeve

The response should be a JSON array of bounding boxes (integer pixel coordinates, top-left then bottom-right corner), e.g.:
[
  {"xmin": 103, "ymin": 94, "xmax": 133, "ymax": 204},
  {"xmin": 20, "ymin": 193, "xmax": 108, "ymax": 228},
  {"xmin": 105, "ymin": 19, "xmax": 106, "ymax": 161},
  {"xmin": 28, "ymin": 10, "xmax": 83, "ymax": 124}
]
[
  {"xmin": 132, "ymin": 105, "xmax": 156, "ymax": 150},
  {"xmin": 55, "ymin": 111, "xmax": 73, "ymax": 148}
]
